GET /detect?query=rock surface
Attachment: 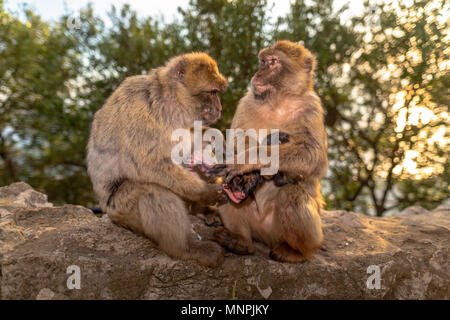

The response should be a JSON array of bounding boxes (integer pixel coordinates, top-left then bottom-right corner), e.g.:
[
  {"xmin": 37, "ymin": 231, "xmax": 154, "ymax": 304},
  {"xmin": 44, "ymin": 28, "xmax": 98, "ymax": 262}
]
[{"xmin": 1, "ymin": 182, "xmax": 449, "ymax": 300}]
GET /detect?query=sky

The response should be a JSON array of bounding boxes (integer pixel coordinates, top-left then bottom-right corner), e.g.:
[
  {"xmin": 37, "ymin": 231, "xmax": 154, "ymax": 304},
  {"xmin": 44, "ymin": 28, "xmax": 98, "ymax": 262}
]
[
  {"xmin": 4, "ymin": 0, "xmax": 365, "ymax": 22},
  {"xmin": 5, "ymin": 0, "xmax": 290, "ymax": 21}
]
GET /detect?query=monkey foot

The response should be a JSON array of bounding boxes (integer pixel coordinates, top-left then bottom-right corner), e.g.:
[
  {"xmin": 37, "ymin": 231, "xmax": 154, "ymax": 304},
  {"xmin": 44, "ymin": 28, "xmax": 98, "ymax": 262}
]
[
  {"xmin": 213, "ymin": 227, "xmax": 253, "ymax": 255},
  {"xmin": 269, "ymin": 243, "xmax": 307, "ymax": 263},
  {"xmin": 190, "ymin": 240, "xmax": 225, "ymax": 268}
]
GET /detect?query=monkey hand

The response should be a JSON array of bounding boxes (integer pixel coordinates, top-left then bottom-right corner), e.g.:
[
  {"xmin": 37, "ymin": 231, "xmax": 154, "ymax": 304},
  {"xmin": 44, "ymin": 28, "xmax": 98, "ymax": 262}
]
[
  {"xmin": 200, "ymin": 183, "xmax": 228, "ymax": 205},
  {"xmin": 184, "ymin": 150, "xmax": 228, "ymax": 177},
  {"xmin": 202, "ymin": 163, "xmax": 228, "ymax": 178}
]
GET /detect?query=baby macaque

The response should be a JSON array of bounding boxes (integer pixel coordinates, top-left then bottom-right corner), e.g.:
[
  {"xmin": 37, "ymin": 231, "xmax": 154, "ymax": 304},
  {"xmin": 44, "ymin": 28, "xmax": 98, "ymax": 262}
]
[{"xmin": 222, "ymin": 131, "xmax": 292, "ymax": 203}]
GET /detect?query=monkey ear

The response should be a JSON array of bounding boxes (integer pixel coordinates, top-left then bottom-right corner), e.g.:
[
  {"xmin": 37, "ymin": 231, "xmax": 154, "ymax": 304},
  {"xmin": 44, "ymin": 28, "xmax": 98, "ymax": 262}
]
[
  {"xmin": 177, "ymin": 69, "xmax": 184, "ymax": 81},
  {"xmin": 174, "ymin": 60, "xmax": 187, "ymax": 81},
  {"xmin": 304, "ymin": 56, "xmax": 316, "ymax": 73}
]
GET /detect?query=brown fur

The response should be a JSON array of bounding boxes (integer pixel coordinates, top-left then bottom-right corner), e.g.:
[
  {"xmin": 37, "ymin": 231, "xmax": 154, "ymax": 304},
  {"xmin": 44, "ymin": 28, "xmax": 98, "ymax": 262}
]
[
  {"xmin": 87, "ymin": 52, "xmax": 228, "ymax": 267},
  {"xmin": 216, "ymin": 40, "xmax": 328, "ymax": 262},
  {"xmin": 222, "ymin": 131, "xmax": 292, "ymax": 203}
]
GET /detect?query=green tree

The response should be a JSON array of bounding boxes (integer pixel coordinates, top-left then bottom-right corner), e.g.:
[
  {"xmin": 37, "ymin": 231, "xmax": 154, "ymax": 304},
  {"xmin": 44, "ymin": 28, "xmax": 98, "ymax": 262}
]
[
  {"xmin": 1, "ymin": 0, "xmax": 447, "ymax": 215},
  {"xmin": 309, "ymin": 0, "xmax": 448, "ymax": 215},
  {"xmin": 0, "ymin": 2, "xmax": 91, "ymax": 203},
  {"xmin": 179, "ymin": 0, "xmax": 272, "ymax": 129}
]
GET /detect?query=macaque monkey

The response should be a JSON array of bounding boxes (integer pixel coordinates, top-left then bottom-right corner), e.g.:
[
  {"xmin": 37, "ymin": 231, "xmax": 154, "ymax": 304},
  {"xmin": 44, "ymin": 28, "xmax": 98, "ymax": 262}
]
[
  {"xmin": 215, "ymin": 40, "xmax": 328, "ymax": 262},
  {"xmin": 87, "ymin": 52, "xmax": 228, "ymax": 267}
]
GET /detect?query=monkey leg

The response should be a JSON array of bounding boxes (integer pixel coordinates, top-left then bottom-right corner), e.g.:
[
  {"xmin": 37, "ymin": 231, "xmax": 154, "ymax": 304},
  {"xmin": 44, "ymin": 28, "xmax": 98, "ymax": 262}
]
[
  {"xmin": 215, "ymin": 201, "xmax": 255, "ymax": 255},
  {"xmin": 273, "ymin": 184, "xmax": 323, "ymax": 262},
  {"xmin": 188, "ymin": 201, "xmax": 223, "ymax": 227},
  {"xmin": 139, "ymin": 185, "xmax": 224, "ymax": 267},
  {"xmin": 105, "ymin": 180, "xmax": 146, "ymax": 234},
  {"xmin": 107, "ymin": 181, "xmax": 224, "ymax": 267}
]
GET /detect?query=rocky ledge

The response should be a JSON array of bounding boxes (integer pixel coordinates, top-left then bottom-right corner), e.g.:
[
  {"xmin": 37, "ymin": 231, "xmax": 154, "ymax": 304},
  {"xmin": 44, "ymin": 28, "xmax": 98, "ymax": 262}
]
[{"xmin": 0, "ymin": 182, "xmax": 448, "ymax": 299}]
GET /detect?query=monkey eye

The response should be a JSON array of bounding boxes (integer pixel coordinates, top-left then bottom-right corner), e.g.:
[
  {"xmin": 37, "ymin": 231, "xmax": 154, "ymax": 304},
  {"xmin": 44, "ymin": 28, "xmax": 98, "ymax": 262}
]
[{"xmin": 210, "ymin": 89, "xmax": 219, "ymax": 95}]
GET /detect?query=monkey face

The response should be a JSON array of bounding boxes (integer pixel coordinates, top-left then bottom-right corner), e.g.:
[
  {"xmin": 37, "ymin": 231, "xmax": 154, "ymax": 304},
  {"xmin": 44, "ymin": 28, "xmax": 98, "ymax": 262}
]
[
  {"xmin": 174, "ymin": 53, "xmax": 227, "ymax": 125},
  {"xmin": 251, "ymin": 53, "xmax": 282, "ymax": 97},
  {"xmin": 222, "ymin": 171, "xmax": 262, "ymax": 204},
  {"xmin": 251, "ymin": 40, "xmax": 316, "ymax": 98},
  {"xmin": 198, "ymin": 90, "xmax": 223, "ymax": 125}
]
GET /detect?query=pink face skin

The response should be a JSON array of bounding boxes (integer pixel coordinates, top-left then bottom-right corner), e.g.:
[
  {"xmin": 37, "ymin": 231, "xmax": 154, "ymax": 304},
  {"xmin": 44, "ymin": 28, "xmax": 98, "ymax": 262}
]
[{"xmin": 222, "ymin": 184, "xmax": 246, "ymax": 204}]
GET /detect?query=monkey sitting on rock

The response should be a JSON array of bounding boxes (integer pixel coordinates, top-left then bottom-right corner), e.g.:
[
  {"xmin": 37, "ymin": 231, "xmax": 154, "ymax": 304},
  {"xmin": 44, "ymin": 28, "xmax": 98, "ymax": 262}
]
[
  {"xmin": 216, "ymin": 40, "xmax": 328, "ymax": 263},
  {"xmin": 87, "ymin": 52, "xmax": 228, "ymax": 267}
]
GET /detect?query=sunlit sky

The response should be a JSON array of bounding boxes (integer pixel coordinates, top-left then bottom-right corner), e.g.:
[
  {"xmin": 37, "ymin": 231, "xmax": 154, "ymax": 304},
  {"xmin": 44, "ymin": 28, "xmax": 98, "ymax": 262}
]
[
  {"xmin": 5, "ymin": 0, "xmax": 289, "ymax": 21},
  {"xmin": 4, "ymin": 0, "xmax": 365, "ymax": 22}
]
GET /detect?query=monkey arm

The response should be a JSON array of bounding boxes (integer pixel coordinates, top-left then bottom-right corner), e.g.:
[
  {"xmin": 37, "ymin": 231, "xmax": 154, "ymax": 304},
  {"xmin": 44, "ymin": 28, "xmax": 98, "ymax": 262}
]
[
  {"xmin": 223, "ymin": 145, "xmax": 270, "ymax": 182},
  {"xmin": 276, "ymin": 138, "xmax": 328, "ymax": 180},
  {"xmin": 118, "ymin": 136, "xmax": 221, "ymax": 203},
  {"xmin": 225, "ymin": 134, "xmax": 327, "ymax": 183},
  {"xmin": 148, "ymin": 160, "xmax": 222, "ymax": 202},
  {"xmin": 131, "ymin": 154, "xmax": 222, "ymax": 203}
]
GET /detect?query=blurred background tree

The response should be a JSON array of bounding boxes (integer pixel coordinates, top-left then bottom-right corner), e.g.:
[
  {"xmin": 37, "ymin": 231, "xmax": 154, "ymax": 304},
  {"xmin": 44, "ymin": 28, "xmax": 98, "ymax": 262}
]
[
  {"xmin": 0, "ymin": 0, "xmax": 448, "ymax": 215},
  {"xmin": 323, "ymin": 0, "xmax": 449, "ymax": 215}
]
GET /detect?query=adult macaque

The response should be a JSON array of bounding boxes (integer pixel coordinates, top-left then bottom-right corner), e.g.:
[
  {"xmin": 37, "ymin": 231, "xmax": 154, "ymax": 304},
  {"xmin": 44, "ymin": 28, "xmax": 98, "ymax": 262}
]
[
  {"xmin": 215, "ymin": 40, "xmax": 328, "ymax": 262},
  {"xmin": 87, "ymin": 52, "xmax": 228, "ymax": 267}
]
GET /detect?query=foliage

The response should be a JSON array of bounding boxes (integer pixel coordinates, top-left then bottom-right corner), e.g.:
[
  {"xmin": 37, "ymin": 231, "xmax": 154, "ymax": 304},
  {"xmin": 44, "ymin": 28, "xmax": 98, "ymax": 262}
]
[
  {"xmin": 0, "ymin": 0, "xmax": 448, "ymax": 214},
  {"xmin": 324, "ymin": 0, "xmax": 449, "ymax": 215}
]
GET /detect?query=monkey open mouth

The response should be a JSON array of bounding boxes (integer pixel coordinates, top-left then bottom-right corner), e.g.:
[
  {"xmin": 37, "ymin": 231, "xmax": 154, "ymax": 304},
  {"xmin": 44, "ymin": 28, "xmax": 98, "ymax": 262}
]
[{"xmin": 222, "ymin": 183, "xmax": 246, "ymax": 204}]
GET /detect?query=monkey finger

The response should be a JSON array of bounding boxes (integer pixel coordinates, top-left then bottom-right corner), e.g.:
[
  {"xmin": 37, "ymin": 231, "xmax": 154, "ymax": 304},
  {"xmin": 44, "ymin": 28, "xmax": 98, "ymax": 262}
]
[{"xmin": 204, "ymin": 164, "xmax": 228, "ymax": 177}]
